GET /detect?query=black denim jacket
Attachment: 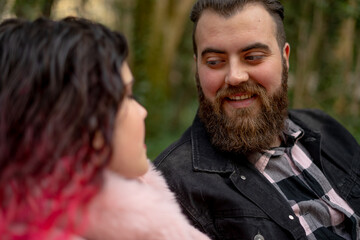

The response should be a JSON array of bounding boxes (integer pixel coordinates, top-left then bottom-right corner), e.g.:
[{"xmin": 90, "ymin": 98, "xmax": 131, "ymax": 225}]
[{"xmin": 154, "ymin": 109, "xmax": 360, "ymax": 240}]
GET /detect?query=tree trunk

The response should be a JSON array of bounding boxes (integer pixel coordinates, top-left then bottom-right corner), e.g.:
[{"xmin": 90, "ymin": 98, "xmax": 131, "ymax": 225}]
[
  {"xmin": 350, "ymin": 42, "xmax": 360, "ymax": 115},
  {"xmin": 144, "ymin": 0, "xmax": 195, "ymax": 98},
  {"xmin": 333, "ymin": 0, "xmax": 357, "ymax": 115},
  {"xmin": 40, "ymin": 0, "xmax": 56, "ymax": 17},
  {"xmin": 13, "ymin": 0, "xmax": 57, "ymax": 18},
  {"xmin": 293, "ymin": 1, "xmax": 325, "ymax": 108},
  {"xmin": 0, "ymin": 0, "xmax": 8, "ymax": 19}
]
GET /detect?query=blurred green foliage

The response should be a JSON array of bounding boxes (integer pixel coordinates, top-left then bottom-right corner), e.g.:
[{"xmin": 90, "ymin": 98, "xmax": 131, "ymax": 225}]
[{"xmin": 1, "ymin": 0, "xmax": 359, "ymax": 160}]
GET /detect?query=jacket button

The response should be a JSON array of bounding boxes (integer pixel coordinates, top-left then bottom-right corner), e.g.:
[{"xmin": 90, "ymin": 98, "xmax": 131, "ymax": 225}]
[
  {"xmin": 289, "ymin": 215, "xmax": 294, "ymax": 220},
  {"xmin": 254, "ymin": 233, "xmax": 264, "ymax": 240},
  {"xmin": 241, "ymin": 175, "xmax": 246, "ymax": 180}
]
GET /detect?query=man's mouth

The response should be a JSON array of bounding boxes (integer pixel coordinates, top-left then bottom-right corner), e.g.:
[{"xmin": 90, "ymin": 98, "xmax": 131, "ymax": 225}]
[
  {"xmin": 226, "ymin": 94, "xmax": 256, "ymax": 101},
  {"xmin": 221, "ymin": 93, "xmax": 259, "ymax": 110}
]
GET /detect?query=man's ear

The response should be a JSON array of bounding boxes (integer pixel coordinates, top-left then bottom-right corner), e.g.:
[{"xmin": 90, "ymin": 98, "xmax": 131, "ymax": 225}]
[{"xmin": 283, "ymin": 43, "xmax": 290, "ymax": 69}]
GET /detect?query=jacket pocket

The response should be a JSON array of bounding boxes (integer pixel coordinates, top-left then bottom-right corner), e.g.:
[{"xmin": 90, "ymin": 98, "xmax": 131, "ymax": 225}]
[{"xmin": 214, "ymin": 209, "xmax": 294, "ymax": 240}]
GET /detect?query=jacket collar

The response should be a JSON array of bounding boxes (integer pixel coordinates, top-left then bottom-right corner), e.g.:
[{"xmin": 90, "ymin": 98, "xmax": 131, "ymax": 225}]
[
  {"xmin": 288, "ymin": 110, "xmax": 322, "ymax": 168},
  {"xmin": 190, "ymin": 114, "xmax": 240, "ymax": 173},
  {"xmin": 190, "ymin": 111, "xmax": 323, "ymax": 173}
]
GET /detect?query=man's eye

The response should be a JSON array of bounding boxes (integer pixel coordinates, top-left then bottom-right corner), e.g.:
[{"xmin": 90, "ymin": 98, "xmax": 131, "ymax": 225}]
[
  {"xmin": 207, "ymin": 60, "xmax": 218, "ymax": 65},
  {"xmin": 245, "ymin": 55, "xmax": 265, "ymax": 62},
  {"xmin": 206, "ymin": 59, "xmax": 224, "ymax": 67}
]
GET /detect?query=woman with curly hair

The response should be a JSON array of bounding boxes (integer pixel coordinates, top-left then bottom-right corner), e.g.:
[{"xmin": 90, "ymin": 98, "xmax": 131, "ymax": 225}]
[{"xmin": 0, "ymin": 17, "xmax": 209, "ymax": 240}]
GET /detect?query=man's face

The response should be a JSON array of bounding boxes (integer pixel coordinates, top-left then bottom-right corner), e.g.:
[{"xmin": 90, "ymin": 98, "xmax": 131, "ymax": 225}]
[{"xmin": 195, "ymin": 3, "xmax": 290, "ymax": 153}]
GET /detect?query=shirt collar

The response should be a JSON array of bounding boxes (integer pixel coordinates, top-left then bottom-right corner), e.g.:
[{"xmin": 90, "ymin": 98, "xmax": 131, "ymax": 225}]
[{"xmin": 248, "ymin": 119, "xmax": 305, "ymax": 173}]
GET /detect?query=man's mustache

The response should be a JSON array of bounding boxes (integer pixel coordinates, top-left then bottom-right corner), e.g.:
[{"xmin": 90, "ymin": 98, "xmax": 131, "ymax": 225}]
[{"xmin": 215, "ymin": 82, "xmax": 267, "ymax": 99}]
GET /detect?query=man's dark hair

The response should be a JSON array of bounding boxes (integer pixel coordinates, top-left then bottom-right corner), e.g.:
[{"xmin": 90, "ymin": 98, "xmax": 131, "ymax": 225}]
[{"xmin": 190, "ymin": 0, "xmax": 286, "ymax": 56}]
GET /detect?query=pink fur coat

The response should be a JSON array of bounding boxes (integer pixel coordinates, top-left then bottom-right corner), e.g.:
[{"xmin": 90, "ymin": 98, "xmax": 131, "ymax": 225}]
[{"xmin": 82, "ymin": 164, "xmax": 210, "ymax": 240}]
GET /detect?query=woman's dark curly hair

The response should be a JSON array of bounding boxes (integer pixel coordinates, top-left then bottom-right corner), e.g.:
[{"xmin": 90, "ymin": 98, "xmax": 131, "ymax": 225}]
[{"xmin": 0, "ymin": 17, "xmax": 128, "ymax": 239}]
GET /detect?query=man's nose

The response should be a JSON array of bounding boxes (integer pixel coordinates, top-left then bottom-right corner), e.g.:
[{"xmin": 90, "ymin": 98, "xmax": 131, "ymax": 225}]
[{"xmin": 225, "ymin": 60, "xmax": 249, "ymax": 86}]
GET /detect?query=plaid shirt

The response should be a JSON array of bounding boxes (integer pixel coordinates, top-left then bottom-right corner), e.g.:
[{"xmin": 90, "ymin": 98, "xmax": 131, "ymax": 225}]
[{"xmin": 248, "ymin": 119, "xmax": 360, "ymax": 240}]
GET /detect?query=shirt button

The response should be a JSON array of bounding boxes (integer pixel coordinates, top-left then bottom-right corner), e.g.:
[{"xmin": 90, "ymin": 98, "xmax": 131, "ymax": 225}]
[
  {"xmin": 324, "ymin": 195, "xmax": 330, "ymax": 201},
  {"xmin": 254, "ymin": 233, "xmax": 265, "ymax": 240},
  {"xmin": 240, "ymin": 175, "xmax": 246, "ymax": 180},
  {"xmin": 289, "ymin": 215, "xmax": 295, "ymax": 220}
]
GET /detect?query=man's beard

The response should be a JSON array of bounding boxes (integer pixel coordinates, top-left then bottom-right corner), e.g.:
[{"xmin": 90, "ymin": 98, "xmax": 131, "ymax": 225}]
[{"xmin": 197, "ymin": 61, "xmax": 289, "ymax": 154}]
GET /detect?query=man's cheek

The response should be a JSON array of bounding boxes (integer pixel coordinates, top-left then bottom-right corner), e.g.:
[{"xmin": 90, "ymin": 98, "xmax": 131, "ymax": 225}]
[{"xmin": 201, "ymin": 79, "xmax": 223, "ymax": 99}]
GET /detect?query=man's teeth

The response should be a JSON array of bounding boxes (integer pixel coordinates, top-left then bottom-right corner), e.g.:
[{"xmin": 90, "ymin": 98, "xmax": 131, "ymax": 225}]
[{"xmin": 229, "ymin": 94, "xmax": 252, "ymax": 101}]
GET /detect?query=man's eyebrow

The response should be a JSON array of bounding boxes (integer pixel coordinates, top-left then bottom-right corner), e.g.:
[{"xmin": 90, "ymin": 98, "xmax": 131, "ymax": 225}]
[
  {"xmin": 200, "ymin": 43, "xmax": 271, "ymax": 57},
  {"xmin": 201, "ymin": 48, "xmax": 226, "ymax": 57},
  {"xmin": 241, "ymin": 43, "xmax": 270, "ymax": 52}
]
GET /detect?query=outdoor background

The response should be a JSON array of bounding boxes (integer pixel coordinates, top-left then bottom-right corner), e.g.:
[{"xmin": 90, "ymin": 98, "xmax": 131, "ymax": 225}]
[{"xmin": 1, "ymin": 0, "xmax": 359, "ymax": 160}]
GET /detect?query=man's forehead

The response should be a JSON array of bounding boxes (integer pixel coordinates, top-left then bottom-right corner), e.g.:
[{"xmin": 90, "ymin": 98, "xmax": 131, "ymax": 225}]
[{"xmin": 195, "ymin": 4, "xmax": 278, "ymax": 49}]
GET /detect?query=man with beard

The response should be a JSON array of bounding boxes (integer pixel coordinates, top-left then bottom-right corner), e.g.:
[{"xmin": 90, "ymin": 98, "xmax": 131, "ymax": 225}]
[{"xmin": 154, "ymin": 0, "xmax": 360, "ymax": 239}]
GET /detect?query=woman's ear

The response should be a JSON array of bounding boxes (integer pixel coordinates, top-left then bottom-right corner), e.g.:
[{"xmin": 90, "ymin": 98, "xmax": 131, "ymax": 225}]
[{"xmin": 92, "ymin": 130, "xmax": 105, "ymax": 151}]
